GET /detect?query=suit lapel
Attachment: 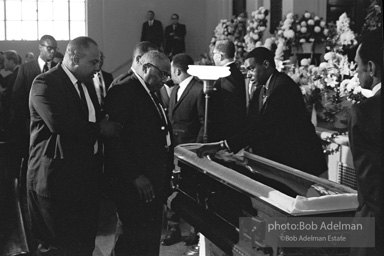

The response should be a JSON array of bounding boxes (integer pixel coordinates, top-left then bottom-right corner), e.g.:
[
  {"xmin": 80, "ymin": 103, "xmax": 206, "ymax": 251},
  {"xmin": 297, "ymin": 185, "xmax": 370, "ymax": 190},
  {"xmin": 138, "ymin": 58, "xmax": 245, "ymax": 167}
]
[{"xmin": 172, "ymin": 78, "xmax": 194, "ymax": 113}]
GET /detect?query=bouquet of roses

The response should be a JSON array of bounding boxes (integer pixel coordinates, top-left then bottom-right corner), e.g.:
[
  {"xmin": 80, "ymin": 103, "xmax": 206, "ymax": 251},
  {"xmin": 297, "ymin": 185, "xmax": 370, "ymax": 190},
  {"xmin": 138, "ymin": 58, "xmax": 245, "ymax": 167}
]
[
  {"xmin": 326, "ymin": 13, "xmax": 358, "ymax": 54},
  {"xmin": 210, "ymin": 19, "xmax": 235, "ymax": 50}
]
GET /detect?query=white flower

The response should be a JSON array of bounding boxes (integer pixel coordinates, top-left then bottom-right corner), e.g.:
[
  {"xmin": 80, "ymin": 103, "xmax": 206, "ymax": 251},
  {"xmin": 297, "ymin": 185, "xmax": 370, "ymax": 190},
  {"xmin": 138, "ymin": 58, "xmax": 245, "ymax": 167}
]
[
  {"xmin": 284, "ymin": 29, "xmax": 295, "ymax": 38},
  {"xmin": 320, "ymin": 21, "xmax": 326, "ymax": 27},
  {"xmin": 308, "ymin": 19, "xmax": 314, "ymax": 26},
  {"xmin": 255, "ymin": 41, "xmax": 262, "ymax": 47},
  {"xmin": 314, "ymin": 26, "xmax": 321, "ymax": 33},
  {"xmin": 300, "ymin": 27, "xmax": 307, "ymax": 33},
  {"xmin": 309, "ymin": 38, "xmax": 315, "ymax": 42},
  {"xmin": 252, "ymin": 34, "xmax": 260, "ymax": 40},
  {"xmin": 314, "ymin": 16, "xmax": 320, "ymax": 21},
  {"xmin": 258, "ymin": 14, "xmax": 265, "ymax": 20},
  {"xmin": 260, "ymin": 26, "xmax": 266, "ymax": 31},
  {"xmin": 286, "ymin": 13, "xmax": 294, "ymax": 19},
  {"xmin": 296, "ymin": 25, "xmax": 301, "ymax": 31},
  {"xmin": 299, "ymin": 38, "xmax": 306, "ymax": 43},
  {"xmin": 323, "ymin": 28, "xmax": 329, "ymax": 36},
  {"xmin": 324, "ymin": 52, "xmax": 335, "ymax": 61},
  {"xmin": 301, "ymin": 58, "xmax": 310, "ymax": 66},
  {"xmin": 304, "ymin": 12, "xmax": 311, "ymax": 19},
  {"xmin": 301, "ymin": 21, "xmax": 307, "ymax": 27},
  {"xmin": 319, "ymin": 62, "xmax": 329, "ymax": 70}
]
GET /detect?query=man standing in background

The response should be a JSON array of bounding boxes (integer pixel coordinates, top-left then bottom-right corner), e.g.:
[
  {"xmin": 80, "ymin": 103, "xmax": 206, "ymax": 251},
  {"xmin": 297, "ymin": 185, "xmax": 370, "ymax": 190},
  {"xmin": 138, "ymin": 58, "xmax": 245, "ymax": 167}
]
[
  {"xmin": 164, "ymin": 14, "xmax": 186, "ymax": 58},
  {"xmin": 141, "ymin": 10, "xmax": 164, "ymax": 50}
]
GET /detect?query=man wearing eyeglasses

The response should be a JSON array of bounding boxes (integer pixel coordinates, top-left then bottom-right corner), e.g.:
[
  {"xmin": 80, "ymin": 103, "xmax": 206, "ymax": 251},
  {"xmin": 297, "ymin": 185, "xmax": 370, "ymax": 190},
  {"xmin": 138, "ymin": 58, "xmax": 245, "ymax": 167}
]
[
  {"xmin": 8, "ymin": 35, "xmax": 58, "ymax": 203},
  {"xmin": 105, "ymin": 51, "xmax": 174, "ymax": 256}
]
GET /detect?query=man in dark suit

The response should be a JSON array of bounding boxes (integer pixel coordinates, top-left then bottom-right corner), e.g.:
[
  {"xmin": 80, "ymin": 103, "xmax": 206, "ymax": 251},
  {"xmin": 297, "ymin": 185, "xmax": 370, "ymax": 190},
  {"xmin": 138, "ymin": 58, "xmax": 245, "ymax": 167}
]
[
  {"xmin": 140, "ymin": 10, "xmax": 164, "ymax": 49},
  {"xmin": 210, "ymin": 40, "xmax": 247, "ymax": 141},
  {"xmin": 27, "ymin": 36, "xmax": 121, "ymax": 256},
  {"xmin": 92, "ymin": 51, "xmax": 113, "ymax": 112},
  {"xmin": 197, "ymin": 47, "xmax": 327, "ymax": 177},
  {"xmin": 105, "ymin": 51, "xmax": 173, "ymax": 256},
  {"xmin": 164, "ymin": 14, "xmax": 186, "ymax": 58},
  {"xmin": 348, "ymin": 29, "xmax": 382, "ymax": 256},
  {"xmin": 161, "ymin": 53, "xmax": 204, "ymax": 248},
  {"xmin": 9, "ymin": 35, "xmax": 58, "ymax": 182}
]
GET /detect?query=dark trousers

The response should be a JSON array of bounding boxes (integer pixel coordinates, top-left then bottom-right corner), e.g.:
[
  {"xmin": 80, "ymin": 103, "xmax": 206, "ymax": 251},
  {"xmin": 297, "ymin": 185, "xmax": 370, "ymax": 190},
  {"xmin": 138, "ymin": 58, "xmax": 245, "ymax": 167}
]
[
  {"xmin": 114, "ymin": 184, "xmax": 164, "ymax": 256},
  {"xmin": 27, "ymin": 190, "xmax": 100, "ymax": 256}
]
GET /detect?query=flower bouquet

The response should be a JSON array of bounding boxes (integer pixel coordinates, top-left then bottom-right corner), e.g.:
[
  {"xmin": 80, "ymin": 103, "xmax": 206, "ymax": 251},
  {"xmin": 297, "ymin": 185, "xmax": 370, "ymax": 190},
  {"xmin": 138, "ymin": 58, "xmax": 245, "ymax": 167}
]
[
  {"xmin": 274, "ymin": 12, "xmax": 297, "ymax": 58},
  {"xmin": 295, "ymin": 11, "xmax": 328, "ymax": 46},
  {"xmin": 244, "ymin": 7, "xmax": 269, "ymax": 52}
]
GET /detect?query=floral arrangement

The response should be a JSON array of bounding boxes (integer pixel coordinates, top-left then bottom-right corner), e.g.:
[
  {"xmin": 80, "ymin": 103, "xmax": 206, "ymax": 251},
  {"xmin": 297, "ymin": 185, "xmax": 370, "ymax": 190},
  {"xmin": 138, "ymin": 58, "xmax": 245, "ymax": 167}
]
[
  {"xmin": 295, "ymin": 11, "xmax": 328, "ymax": 44},
  {"xmin": 325, "ymin": 13, "xmax": 358, "ymax": 54},
  {"xmin": 339, "ymin": 73, "xmax": 368, "ymax": 104},
  {"xmin": 209, "ymin": 19, "xmax": 235, "ymax": 50},
  {"xmin": 361, "ymin": 0, "xmax": 382, "ymax": 35},
  {"xmin": 244, "ymin": 7, "xmax": 269, "ymax": 52},
  {"xmin": 313, "ymin": 51, "xmax": 357, "ymax": 123},
  {"xmin": 274, "ymin": 13, "xmax": 296, "ymax": 49},
  {"xmin": 233, "ymin": 13, "xmax": 248, "ymax": 64}
]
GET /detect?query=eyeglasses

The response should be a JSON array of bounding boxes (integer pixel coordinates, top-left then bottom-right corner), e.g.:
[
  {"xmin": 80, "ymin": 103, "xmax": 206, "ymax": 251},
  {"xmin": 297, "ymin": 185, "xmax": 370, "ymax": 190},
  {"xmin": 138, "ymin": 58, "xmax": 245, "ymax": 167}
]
[
  {"xmin": 146, "ymin": 63, "xmax": 171, "ymax": 81},
  {"xmin": 41, "ymin": 44, "xmax": 58, "ymax": 52}
]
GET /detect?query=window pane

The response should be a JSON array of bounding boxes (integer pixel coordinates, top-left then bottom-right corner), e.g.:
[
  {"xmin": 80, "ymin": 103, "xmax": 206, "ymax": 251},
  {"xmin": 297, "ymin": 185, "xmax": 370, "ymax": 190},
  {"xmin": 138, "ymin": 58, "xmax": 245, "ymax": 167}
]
[
  {"xmin": 53, "ymin": 0, "xmax": 68, "ymax": 21},
  {"xmin": 53, "ymin": 20, "xmax": 68, "ymax": 40},
  {"xmin": 70, "ymin": 21, "xmax": 85, "ymax": 39},
  {"xmin": 6, "ymin": 0, "xmax": 21, "ymax": 21},
  {"xmin": 38, "ymin": 0, "xmax": 53, "ymax": 21},
  {"xmin": 38, "ymin": 21, "xmax": 53, "ymax": 37},
  {"xmin": 22, "ymin": 1, "xmax": 37, "ymax": 21},
  {"xmin": 6, "ymin": 20, "xmax": 22, "ymax": 39},
  {"xmin": 0, "ymin": 21, "xmax": 4, "ymax": 40},
  {"xmin": 0, "ymin": 1, "xmax": 4, "ymax": 20},
  {"xmin": 70, "ymin": 1, "xmax": 85, "ymax": 21},
  {"xmin": 22, "ymin": 21, "xmax": 38, "ymax": 40}
]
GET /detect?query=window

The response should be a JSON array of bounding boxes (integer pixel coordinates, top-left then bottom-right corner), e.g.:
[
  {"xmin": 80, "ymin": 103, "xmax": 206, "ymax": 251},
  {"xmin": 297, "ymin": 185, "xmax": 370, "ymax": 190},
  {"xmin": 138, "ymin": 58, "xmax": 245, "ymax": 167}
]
[{"xmin": 0, "ymin": 0, "xmax": 86, "ymax": 40}]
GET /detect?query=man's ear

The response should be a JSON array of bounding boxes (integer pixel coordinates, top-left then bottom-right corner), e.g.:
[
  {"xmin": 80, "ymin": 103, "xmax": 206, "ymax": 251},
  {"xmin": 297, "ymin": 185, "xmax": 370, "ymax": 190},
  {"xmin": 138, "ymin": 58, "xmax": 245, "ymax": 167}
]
[
  {"xmin": 142, "ymin": 63, "xmax": 149, "ymax": 73},
  {"xmin": 368, "ymin": 60, "xmax": 376, "ymax": 77},
  {"xmin": 136, "ymin": 55, "xmax": 141, "ymax": 64},
  {"xmin": 176, "ymin": 68, "xmax": 182, "ymax": 76},
  {"xmin": 73, "ymin": 55, "xmax": 80, "ymax": 65}
]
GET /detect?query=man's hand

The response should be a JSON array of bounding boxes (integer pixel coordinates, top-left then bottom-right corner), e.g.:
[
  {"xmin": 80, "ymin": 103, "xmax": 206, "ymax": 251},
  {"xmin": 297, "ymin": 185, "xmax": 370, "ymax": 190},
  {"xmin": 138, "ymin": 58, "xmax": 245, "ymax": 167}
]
[
  {"xmin": 133, "ymin": 175, "xmax": 155, "ymax": 203},
  {"xmin": 196, "ymin": 142, "xmax": 222, "ymax": 158},
  {"xmin": 99, "ymin": 114, "xmax": 122, "ymax": 139}
]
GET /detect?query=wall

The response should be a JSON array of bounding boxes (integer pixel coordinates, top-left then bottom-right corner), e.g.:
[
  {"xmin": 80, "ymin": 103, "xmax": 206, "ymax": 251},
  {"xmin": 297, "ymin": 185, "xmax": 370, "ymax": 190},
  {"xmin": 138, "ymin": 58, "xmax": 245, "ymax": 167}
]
[{"xmin": 0, "ymin": 0, "xmax": 327, "ymax": 78}]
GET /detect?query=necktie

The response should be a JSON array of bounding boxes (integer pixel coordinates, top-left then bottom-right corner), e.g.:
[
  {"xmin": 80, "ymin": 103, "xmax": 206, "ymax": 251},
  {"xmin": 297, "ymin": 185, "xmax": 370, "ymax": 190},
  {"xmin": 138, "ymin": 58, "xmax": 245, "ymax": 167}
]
[
  {"xmin": 76, "ymin": 81, "xmax": 88, "ymax": 113},
  {"xmin": 174, "ymin": 85, "xmax": 180, "ymax": 102},
  {"xmin": 42, "ymin": 62, "xmax": 49, "ymax": 73},
  {"xmin": 98, "ymin": 73, "xmax": 105, "ymax": 109}
]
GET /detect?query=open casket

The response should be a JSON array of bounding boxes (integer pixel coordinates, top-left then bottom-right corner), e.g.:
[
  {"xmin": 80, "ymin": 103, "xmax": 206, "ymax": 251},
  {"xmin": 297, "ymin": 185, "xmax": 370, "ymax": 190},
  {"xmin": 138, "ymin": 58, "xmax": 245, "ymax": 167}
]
[{"xmin": 168, "ymin": 144, "xmax": 358, "ymax": 256}]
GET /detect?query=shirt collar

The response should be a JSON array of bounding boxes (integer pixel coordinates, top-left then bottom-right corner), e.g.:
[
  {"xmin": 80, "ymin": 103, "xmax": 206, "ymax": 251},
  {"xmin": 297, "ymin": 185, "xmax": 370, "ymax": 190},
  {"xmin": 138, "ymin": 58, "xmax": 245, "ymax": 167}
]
[
  {"xmin": 224, "ymin": 61, "xmax": 235, "ymax": 67},
  {"xmin": 38, "ymin": 56, "xmax": 46, "ymax": 72},
  {"xmin": 61, "ymin": 63, "xmax": 78, "ymax": 85},
  {"xmin": 264, "ymin": 73, "xmax": 273, "ymax": 90},
  {"xmin": 372, "ymin": 82, "xmax": 381, "ymax": 96},
  {"xmin": 179, "ymin": 76, "xmax": 193, "ymax": 89},
  {"xmin": 132, "ymin": 67, "xmax": 151, "ymax": 94}
]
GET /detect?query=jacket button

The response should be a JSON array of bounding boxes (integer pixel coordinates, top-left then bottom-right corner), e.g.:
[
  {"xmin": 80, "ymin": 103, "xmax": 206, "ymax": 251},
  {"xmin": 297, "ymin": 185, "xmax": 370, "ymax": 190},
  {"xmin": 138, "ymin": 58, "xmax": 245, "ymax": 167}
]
[{"xmin": 161, "ymin": 126, "xmax": 165, "ymax": 130}]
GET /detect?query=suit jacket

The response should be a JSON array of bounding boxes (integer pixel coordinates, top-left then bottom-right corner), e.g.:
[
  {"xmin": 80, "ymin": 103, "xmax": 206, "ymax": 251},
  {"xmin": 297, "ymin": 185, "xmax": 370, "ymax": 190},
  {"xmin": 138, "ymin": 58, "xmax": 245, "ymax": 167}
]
[
  {"xmin": 227, "ymin": 70, "xmax": 327, "ymax": 176},
  {"xmin": 1, "ymin": 66, "xmax": 19, "ymax": 129},
  {"xmin": 101, "ymin": 70, "xmax": 114, "ymax": 91},
  {"xmin": 348, "ymin": 88, "xmax": 382, "ymax": 256},
  {"xmin": 164, "ymin": 23, "xmax": 186, "ymax": 56},
  {"xmin": 168, "ymin": 77, "xmax": 205, "ymax": 145},
  {"xmin": 104, "ymin": 73, "xmax": 174, "ymax": 198},
  {"xmin": 28, "ymin": 64, "xmax": 102, "ymax": 200},
  {"xmin": 140, "ymin": 20, "xmax": 163, "ymax": 48},
  {"xmin": 210, "ymin": 62, "xmax": 247, "ymax": 141},
  {"xmin": 10, "ymin": 59, "xmax": 57, "ymax": 142}
]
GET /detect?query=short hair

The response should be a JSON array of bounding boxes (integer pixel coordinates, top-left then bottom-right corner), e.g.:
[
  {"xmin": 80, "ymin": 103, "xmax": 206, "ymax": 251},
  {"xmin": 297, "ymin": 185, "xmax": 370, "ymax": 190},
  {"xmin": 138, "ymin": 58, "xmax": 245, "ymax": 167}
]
[
  {"xmin": 140, "ymin": 51, "xmax": 170, "ymax": 67},
  {"xmin": 4, "ymin": 50, "xmax": 20, "ymax": 64},
  {"xmin": 66, "ymin": 36, "xmax": 98, "ymax": 58},
  {"xmin": 39, "ymin": 35, "xmax": 56, "ymax": 44},
  {"xmin": 245, "ymin": 46, "xmax": 276, "ymax": 68},
  {"xmin": 172, "ymin": 13, "xmax": 179, "ymax": 19},
  {"xmin": 172, "ymin": 53, "xmax": 194, "ymax": 72},
  {"xmin": 132, "ymin": 41, "xmax": 158, "ymax": 59},
  {"xmin": 215, "ymin": 40, "xmax": 236, "ymax": 59},
  {"xmin": 358, "ymin": 29, "xmax": 383, "ymax": 69},
  {"xmin": 148, "ymin": 10, "xmax": 154, "ymax": 15}
]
